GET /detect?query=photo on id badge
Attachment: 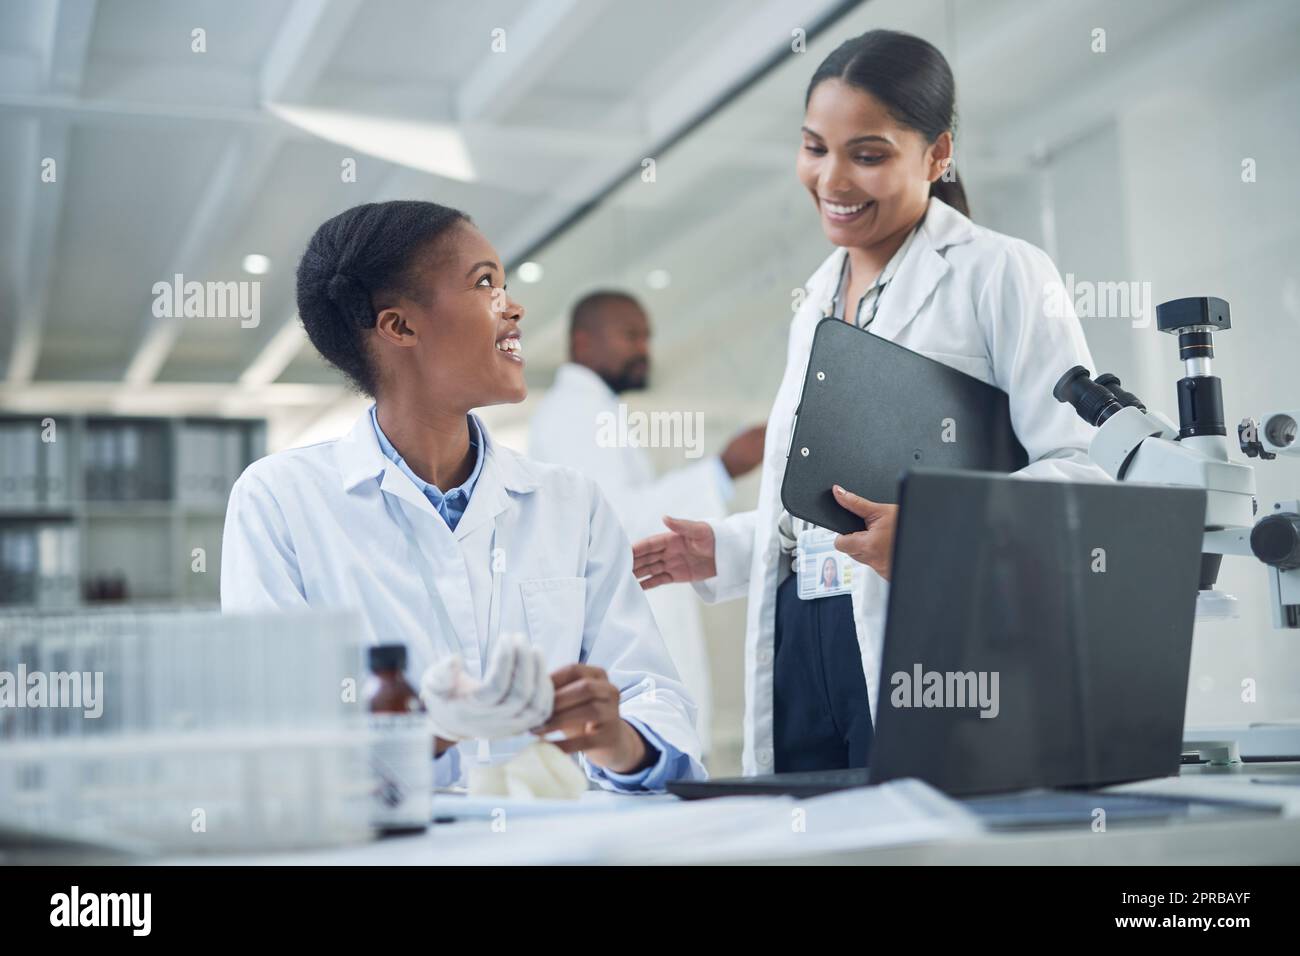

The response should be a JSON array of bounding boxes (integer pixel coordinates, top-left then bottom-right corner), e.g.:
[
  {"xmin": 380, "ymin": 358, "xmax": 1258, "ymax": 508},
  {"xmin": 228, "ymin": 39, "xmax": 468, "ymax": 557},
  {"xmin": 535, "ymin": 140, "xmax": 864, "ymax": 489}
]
[{"xmin": 796, "ymin": 527, "xmax": 854, "ymax": 600}]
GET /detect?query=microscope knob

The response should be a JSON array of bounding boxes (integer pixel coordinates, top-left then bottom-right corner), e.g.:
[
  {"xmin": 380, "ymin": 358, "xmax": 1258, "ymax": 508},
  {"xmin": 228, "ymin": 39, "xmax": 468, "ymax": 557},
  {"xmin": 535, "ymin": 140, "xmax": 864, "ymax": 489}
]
[{"xmin": 1251, "ymin": 512, "xmax": 1300, "ymax": 571}]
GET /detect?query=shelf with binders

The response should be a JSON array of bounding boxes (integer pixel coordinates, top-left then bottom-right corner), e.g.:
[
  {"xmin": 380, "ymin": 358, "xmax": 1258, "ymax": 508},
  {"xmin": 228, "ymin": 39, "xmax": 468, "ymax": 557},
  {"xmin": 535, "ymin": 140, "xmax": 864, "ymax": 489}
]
[
  {"xmin": 0, "ymin": 515, "xmax": 79, "ymax": 608},
  {"xmin": 0, "ymin": 415, "xmax": 78, "ymax": 608},
  {"xmin": 82, "ymin": 416, "xmax": 173, "ymax": 502},
  {"xmin": 0, "ymin": 414, "xmax": 265, "ymax": 608},
  {"xmin": 0, "ymin": 415, "xmax": 74, "ymax": 515}
]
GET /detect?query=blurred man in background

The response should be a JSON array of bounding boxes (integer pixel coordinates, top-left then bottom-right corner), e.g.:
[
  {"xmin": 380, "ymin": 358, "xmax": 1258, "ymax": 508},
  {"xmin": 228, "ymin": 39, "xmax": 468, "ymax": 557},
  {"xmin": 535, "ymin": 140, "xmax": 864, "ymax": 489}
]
[{"xmin": 529, "ymin": 291, "xmax": 764, "ymax": 757}]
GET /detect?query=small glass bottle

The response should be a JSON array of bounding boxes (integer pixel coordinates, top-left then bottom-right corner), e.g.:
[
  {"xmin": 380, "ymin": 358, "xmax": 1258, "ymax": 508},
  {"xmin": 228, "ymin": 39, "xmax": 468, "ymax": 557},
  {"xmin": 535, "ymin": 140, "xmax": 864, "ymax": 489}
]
[{"xmin": 366, "ymin": 644, "xmax": 433, "ymax": 836}]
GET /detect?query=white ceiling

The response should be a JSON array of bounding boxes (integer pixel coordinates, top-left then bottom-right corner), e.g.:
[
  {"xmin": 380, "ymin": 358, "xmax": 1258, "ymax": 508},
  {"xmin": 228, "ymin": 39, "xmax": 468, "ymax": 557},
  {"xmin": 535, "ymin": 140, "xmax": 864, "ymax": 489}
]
[
  {"xmin": 2, "ymin": 0, "xmax": 1297, "ymax": 452},
  {"xmin": 481, "ymin": 0, "xmax": 1296, "ymax": 423},
  {"xmin": 0, "ymin": 0, "xmax": 851, "ymax": 442}
]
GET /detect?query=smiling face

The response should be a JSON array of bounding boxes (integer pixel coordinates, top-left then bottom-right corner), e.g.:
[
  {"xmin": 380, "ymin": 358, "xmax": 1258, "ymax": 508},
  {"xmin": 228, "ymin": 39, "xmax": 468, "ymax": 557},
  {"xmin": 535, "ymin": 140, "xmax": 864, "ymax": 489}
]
[
  {"xmin": 821, "ymin": 557, "xmax": 838, "ymax": 587},
  {"xmin": 796, "ymin": 78, "xmax": 951, "ymax": 251},
  {"xmin": 369, "ymin": 221, "xmax": 527, "ymax": 409}
]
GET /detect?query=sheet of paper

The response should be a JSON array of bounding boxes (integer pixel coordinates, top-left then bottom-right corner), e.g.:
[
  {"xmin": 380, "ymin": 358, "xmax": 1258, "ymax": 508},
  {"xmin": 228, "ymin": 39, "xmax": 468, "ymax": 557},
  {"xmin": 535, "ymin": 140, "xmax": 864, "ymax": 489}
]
[{"xmin": 421, "ymin": 778, "xmax": 982, "ymax": 864}]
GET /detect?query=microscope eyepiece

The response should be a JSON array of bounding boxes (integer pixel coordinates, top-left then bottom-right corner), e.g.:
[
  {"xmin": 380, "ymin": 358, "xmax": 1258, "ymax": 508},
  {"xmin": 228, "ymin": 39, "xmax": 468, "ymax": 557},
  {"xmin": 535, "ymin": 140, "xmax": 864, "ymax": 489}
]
[
  {"xmin": 1053, "ymin": 366, "xmax": 1124, "ymax": 427},
  {"xmin": 1094, "ymin": 373, "xmax": 1146, "ymax": 412}
]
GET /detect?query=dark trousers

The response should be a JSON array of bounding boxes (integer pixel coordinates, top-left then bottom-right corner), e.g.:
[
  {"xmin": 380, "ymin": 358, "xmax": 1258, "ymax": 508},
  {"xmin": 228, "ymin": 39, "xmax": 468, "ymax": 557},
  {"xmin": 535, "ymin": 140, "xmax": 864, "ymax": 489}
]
[{"xmin": 773, "ymin": 573, "xmax": 874, "ymax": 772}]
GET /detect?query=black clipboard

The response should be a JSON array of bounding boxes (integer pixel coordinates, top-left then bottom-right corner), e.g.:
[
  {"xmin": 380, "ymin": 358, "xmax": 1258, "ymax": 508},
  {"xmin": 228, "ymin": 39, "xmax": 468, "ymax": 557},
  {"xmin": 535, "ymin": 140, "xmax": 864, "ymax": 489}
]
[{"xmin": 780, "ymin": 318, "xmax": 1028, "ymax": 533}]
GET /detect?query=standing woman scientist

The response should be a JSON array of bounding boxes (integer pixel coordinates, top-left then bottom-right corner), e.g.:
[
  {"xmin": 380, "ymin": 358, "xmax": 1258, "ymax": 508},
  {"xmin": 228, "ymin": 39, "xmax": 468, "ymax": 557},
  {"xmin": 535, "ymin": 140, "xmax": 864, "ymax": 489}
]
[
  {"xmin": 222, "ymin": 201, "xmax": 703, "ymax": 791},
  {"xmin": 633, "ymin": 30, "xmax": 1106, "ymax": 776}
]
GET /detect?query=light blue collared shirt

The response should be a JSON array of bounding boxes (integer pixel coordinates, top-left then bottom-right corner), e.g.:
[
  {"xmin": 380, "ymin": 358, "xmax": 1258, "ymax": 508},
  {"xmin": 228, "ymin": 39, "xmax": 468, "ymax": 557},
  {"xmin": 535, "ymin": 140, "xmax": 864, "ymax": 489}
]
[
  {"xmin": 370, "ymin": 406, "xmax": 685, "ymax": 791},
  {"xmin": 592, "ymin": 715, "xmax": 696, "ymax": 793},
  {"xmin": 370, "ymin": 406, "xmax": 484, "ymax": 531}
]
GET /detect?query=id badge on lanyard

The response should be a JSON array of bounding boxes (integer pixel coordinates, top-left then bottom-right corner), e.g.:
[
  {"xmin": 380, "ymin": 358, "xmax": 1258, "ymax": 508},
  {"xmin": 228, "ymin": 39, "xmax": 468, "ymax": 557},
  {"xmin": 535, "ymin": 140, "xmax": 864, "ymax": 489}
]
[{"xmin": 795, "ymin": 527, "xmax": 855, "ymax": 600}]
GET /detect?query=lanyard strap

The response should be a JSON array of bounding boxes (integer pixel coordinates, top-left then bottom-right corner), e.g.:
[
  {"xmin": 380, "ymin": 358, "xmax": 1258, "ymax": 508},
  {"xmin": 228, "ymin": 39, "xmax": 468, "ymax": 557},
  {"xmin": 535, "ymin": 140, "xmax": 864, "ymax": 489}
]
[
  {"xmin": 391, "ymin": 497, "xmax": 505, "ymax": 672},
  {"xmin": 392, "ymin": 498, "xmax": 509, "ymax": 765},
  {"xmin": 858, "ymin": 278, "xmax": 889, "ymax": 329},
  {"xmin": 833, "ymin": 218, "xmax": 921, "ymax": 328},
  {"xmin": 484, "ymin": 525, "xmax": 504, "ymax": 663},
  {"xmin": 833, "ymin": 256, "xmax": 890, "ymax": 329}
]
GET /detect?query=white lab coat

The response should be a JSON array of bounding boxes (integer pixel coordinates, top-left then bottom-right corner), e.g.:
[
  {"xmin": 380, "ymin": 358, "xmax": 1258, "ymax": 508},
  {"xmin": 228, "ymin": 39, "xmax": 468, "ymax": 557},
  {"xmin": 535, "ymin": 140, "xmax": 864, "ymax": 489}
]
[
  {"xmin": 220, "ymin": 408, "xmax": 704, "ymax": 788},
  {"xmin": 691, "ymin": 197, "xmax": 1108, "ymax": 775},
  {"xmin": 529, "ymin": 362, "xmax": 728, "ymax": 754}
]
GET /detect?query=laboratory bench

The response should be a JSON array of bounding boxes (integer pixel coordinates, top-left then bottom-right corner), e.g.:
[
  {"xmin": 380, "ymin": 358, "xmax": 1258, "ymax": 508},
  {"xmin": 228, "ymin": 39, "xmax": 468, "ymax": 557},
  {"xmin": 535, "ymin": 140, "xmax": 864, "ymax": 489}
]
[
  {"xmin": 170, "ymin": 759, "xmax": 1300, "ymax": 866},
  {"xmin": 7, "ymin": 759, "xmax": 1299, "ymax": 867}
]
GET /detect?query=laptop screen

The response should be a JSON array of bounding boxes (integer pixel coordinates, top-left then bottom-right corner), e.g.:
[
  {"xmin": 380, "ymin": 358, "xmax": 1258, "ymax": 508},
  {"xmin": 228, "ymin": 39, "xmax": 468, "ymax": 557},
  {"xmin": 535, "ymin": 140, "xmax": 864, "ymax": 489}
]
[{"xmin": 869, "ymin": 470, "xmax": 1206, "ymax": 796}]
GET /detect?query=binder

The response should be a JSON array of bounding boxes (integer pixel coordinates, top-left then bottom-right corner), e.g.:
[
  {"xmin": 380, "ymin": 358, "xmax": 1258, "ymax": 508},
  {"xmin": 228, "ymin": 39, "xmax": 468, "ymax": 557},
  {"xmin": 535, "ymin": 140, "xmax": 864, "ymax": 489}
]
[
  {"xmin": 40, "ymin": 423, "xmax": 68, "ymax": 507},
  {"xmin": 0, "ymin": 423, "xmax": 14, "ymax": 509},
  {"xmin": 780, "ymin": 318, "xmax": 1028, "ymax": 534},
  {"xmin": 16, "ymin": 422, "xmax": 38, "ymax": 509}
]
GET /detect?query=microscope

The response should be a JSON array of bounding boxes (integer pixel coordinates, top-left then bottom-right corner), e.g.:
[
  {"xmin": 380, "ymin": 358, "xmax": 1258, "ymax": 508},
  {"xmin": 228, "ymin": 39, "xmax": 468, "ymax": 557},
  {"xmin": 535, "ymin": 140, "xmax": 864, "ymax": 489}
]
[{"xmin": 1053, "ymin": 296, "xmax": 1300, "ymax": 630}]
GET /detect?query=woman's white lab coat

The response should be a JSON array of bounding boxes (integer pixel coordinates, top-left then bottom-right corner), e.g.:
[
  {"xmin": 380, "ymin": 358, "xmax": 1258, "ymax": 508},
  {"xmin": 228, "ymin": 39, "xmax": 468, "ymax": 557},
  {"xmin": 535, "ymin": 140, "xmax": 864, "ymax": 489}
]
[
  {"xmin": 220, "ymin": 409, "xmax": 704, "ymax": 787},
  {"xmin": 692, "ymin": 197, "xmax": 1108, "ymax": 775},
  {"xmin": 529, "ymin": 362, "xmax": 730, "ymax": 755}
]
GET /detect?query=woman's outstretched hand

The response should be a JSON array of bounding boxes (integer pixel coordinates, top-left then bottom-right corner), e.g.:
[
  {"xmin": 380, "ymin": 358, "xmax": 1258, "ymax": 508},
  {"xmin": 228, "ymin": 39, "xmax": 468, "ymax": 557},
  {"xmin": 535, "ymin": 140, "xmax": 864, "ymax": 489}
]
[{"xmin": 632, "ymin": 516, "xmax": 717, "ymax": 589}]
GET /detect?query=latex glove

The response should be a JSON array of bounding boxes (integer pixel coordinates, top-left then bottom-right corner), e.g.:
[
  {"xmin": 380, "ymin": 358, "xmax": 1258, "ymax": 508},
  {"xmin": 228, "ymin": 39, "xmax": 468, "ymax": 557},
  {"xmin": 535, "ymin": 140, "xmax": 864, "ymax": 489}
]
[{"xmin": 419, "ymin": 634, "xmax": 554, "ymax": 742}]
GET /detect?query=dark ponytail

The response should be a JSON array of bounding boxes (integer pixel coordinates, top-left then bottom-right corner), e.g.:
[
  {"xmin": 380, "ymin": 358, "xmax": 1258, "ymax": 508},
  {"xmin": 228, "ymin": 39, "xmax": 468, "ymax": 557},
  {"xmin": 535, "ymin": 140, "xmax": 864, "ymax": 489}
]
[
  {"xmin": 806, "ymin": 30, "xmax": 970, "ymax": 219},
  {"xmin": 296, "ymin": 200, "xmax": 469, "ymax": 396}
]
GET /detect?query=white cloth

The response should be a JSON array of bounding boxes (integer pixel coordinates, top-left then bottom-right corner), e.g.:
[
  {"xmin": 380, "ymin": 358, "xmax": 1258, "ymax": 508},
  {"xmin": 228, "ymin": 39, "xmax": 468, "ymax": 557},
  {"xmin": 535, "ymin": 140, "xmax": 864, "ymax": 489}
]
[
  {"xmin": 220, "ymin": 408, "xmax": 704, "ymax": 787},
  {"xmin": 690, "ymin": 197, "xmax": 1110, "ymax": 775},
  {"xmin": 467, "ymin": 741, "xmax": 589, "ymax": 800},
  {"xmin": 529, "ymin": 362, "xmax": 729, "ymax": 755}
]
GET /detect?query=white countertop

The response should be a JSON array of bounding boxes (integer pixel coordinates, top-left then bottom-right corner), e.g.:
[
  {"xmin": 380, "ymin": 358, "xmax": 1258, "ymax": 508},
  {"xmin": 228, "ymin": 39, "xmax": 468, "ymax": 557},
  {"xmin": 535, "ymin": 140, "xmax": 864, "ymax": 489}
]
[{"xmin": 132, "ymin": 761, "xmax": 1300, "ymax": 866}]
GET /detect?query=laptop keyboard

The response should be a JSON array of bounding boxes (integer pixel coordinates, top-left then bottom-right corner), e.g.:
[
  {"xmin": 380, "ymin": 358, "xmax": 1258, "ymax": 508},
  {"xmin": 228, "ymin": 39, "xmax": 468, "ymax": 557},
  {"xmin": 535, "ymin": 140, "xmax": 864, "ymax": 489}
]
[
  {"xmin": 747, "ymin": 769, "xmax": 872, "ymax": 788},
  {"xmin": 667, "ymin": 768, "xmax": 871, "ymax": 799}
]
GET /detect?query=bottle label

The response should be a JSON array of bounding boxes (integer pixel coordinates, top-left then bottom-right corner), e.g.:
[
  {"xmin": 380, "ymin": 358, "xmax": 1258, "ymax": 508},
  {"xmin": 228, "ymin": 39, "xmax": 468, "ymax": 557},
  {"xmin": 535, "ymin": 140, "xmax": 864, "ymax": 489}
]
[{"xmin": 368, "ymin": 713, "xmax": 433, "ymax": 831}]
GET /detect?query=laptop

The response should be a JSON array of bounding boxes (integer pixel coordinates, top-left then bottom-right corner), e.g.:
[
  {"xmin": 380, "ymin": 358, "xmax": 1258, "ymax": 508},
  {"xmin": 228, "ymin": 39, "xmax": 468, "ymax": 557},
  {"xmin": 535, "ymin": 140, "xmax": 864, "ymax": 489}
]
[{"xmin": 670, "ymin": 471, "xmax": 1275, "ymax": 826}]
